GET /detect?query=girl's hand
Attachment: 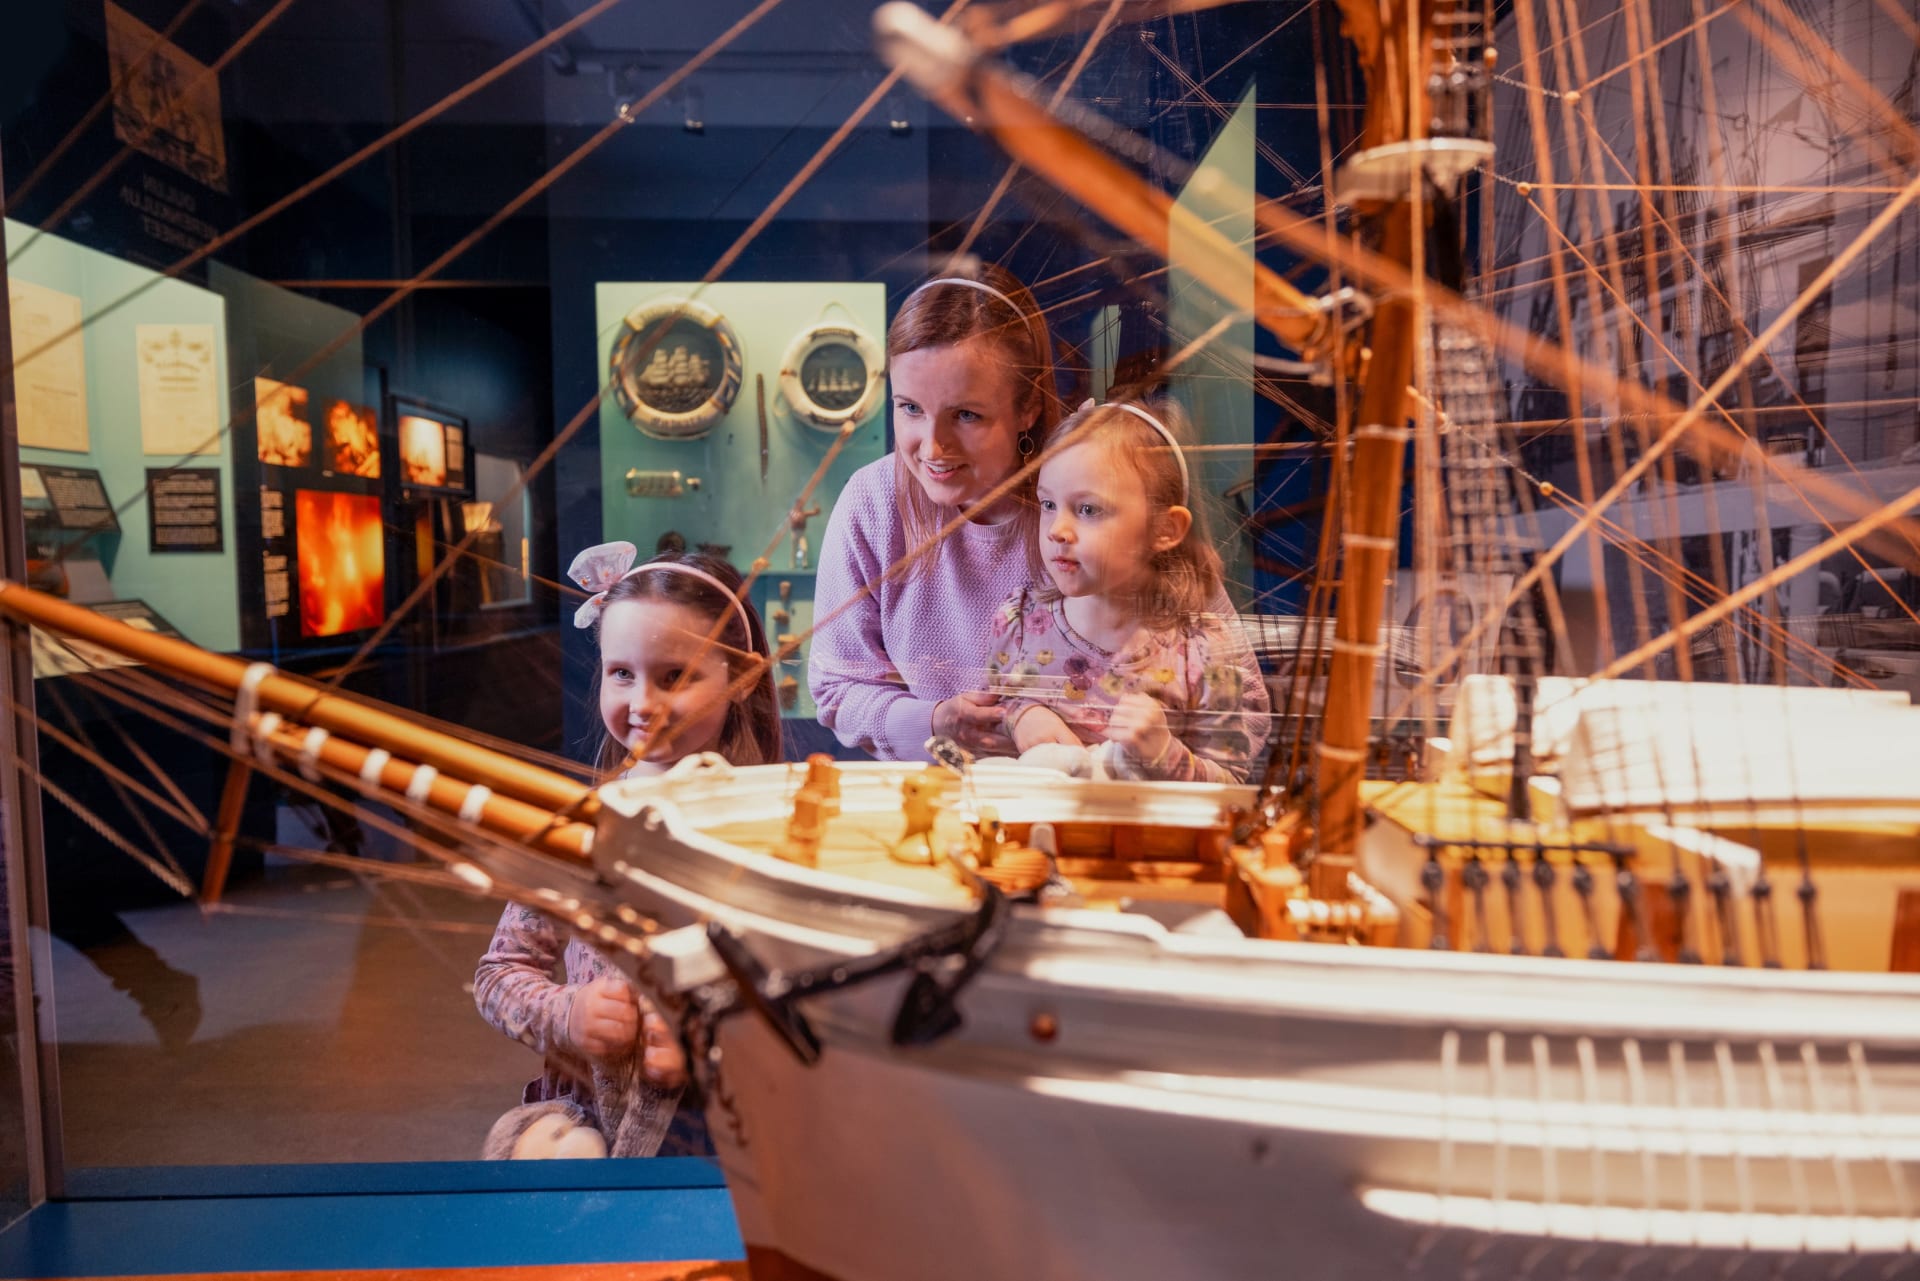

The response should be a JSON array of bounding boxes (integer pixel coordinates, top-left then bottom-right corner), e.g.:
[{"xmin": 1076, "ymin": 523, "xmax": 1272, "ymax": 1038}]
[
  {"xmin": 567, "ymin": 975, "xmax": 640, "ymax": 1059},
  {"xmin": 932, "ymin": 690, "xmax": 1016, "ymax": 756},
  {"xmin": 1105, "ymin": 693, "xmax": 1173, "ymax": 769},
  {"xmin": 641, "ymin": 1009, "xmax": 688, "ymax": 1089}
]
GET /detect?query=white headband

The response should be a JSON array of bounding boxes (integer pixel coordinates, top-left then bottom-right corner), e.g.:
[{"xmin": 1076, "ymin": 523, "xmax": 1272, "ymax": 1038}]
[
  {"xmin": 566, "ymin": 541, "xmax": 759, "ymax": 650},
  {"xmin": 906, "ymin": 276, "xmax": 1043, "ymax": 349},
  {"xmin": 1094, "ymin": 400, "xmax": 1190, "ymax": 506}
]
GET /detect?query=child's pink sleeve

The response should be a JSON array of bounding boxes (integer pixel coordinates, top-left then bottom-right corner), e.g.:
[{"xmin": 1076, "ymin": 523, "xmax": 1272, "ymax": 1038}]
[{"xmin": 474, "ymin": 902, "xmax": 579, "ymax": 1058}]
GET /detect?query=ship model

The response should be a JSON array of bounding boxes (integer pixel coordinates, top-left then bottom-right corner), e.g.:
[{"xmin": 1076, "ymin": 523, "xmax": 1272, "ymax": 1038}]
[{"xmin": 5, "ymin": 0, "xmax": 1920, "ymax": 1278}]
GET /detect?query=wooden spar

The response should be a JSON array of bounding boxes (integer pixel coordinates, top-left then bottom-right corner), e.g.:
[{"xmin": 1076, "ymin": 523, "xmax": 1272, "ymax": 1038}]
[
  {"xmin": 201, "ymin": 755, "xmax": 255, "ymax": 904},
  {"xmin": 249, "ymin": 715, "xmax": 593, "ymax": 863},
  {"xmin": 0, "ymin": 580, "xmax": 596, "ymax": 821}
]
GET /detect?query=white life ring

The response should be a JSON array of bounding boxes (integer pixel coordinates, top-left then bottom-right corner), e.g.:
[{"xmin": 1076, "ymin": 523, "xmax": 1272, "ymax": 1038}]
[
  {"xmin": 611, "ymin": 297, "xmax": 744, "ymax": 439},
  {"xmin": 778, "ymin": 322, "xmax": 885, "ymax": 432}
]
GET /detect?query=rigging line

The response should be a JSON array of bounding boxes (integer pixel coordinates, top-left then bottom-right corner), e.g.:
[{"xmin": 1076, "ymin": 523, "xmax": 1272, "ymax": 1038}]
[
  {"xmin": 1574, "ymin": 0, "xmax": 1745, "ymax": 96},
  {"xmin": 1552, "ymin": 0, "xmax": 1670, "ymax": 670},
  {"xmin": 12, "ymin": 0, "xmax": 306, "ymax": 262},
  {"xmin": 966, "ymin": 0, "xmax": 1247, "ymax": 54},
  {"xmin": 1539, "ymin": 90, "xmax": 1904, "ymax": 505},
  {"xmin": 1513, "ymin": 0, "xmax": 1615, "ymax": 663},
  {"xmin": 534, "ymin": 0, "xmax": 987, "ymax": 785},
  {"xmin": 1738, "ymin": 0, "xmax": 1920, "ymax": 173},
  {"xmin": 1629, "ymin": 0, "xmax": 1742, "ymax": 680},
  {"xmin": 1144, "ymin": 1, "xmax": 1313, "ymax": 124},
  {"xmin": 1373, "ymin": 163, "xmax": 1920, "ymax": 721},
  {"xmin": 952, "ymin": 0, "xmax": 1129, "ymax": 262},
  {"xmin": 1512, "ymin": 185, "xmax": 1920, "ymax": 640},
  {"xmin": 1497, "ymin": 180, "xmax": 1914, "ymax": 196},
  {"xmin": 1504, "ymin": 467, "xmax": 1881, "ymax": 692},
  {"xmin": 1133, "ymin": 33, "xmax": 1309, "ymax": 189},
  {"xmin": 10, "ymin": 0, "xmax": 634, "ymax": 373},
  {"xmin": 28, "ymin": 635, "xmax": 197, "ymax": 886},
  {"xmin": 6, "ymin": 0, "xmax": 209, "ymax": 210},
  {"xmin": 31, "ymin": 768, "xmax": 194, "ymax": 899},
  {"xmin": 1244, "ymin": 131, "xmax": 1920, "ymax": 579},
  {"xmin": 6, "ymin": 696, "xmax": 206, "ymax": 833},
  {"xmin": 1602, "ymin": 476, "xmax": 1920, "ymax": 681},
  {"xmin": 42, "ymin": 0, "xmax": 788, "ymax": 576},
  {"xmin": 205, "ymin": 901, "xmax": 497, "ymax": 936},
  {"xmin": 1868, "ymin": 0, "xmax": 1920, "ymax": 46}
]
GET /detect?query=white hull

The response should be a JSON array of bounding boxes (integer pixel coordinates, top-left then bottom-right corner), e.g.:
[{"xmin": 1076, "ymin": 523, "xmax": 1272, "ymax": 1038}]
[{"xmin": 593, "ymin": 762, "xmax": 1920, "ymax": 1279}]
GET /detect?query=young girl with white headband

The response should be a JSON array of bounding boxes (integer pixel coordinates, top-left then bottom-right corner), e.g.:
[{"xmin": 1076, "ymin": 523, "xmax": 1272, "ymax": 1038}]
[
  {"xmin": 987, "ymin": 398, "xmax": 1267, "ymax": 783},
  {"xmin": 475, "ymin": 544, "xmax": 779, "ymax": 1158},
  {"xmin": 812, "ymin": 263, "xmax": 1065, "ymax": 761}
]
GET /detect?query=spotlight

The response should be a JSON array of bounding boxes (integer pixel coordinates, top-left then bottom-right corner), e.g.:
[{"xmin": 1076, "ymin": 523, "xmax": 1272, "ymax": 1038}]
[{"xmin": 682, "ymin": 84, "xmax": 705, "ymax": 134}]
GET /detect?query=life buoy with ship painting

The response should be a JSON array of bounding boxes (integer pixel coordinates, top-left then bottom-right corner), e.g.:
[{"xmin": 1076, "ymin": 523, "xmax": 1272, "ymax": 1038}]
[
  {"xmin": 611, "ymin": 297, "xmax": 744, "ymax": 439},
  {"xmin": 778, "ymin": 321, "xmax": 884, "ymax": 432}
]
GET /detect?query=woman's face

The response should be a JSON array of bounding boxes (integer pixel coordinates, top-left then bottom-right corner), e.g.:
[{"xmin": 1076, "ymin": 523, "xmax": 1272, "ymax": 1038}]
[{"xmin": 890, "ymin": 337, "xmax": 1029, "ymax": 517}]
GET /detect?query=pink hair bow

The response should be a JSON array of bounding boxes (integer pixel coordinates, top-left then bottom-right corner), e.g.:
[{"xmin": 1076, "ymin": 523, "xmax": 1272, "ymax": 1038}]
[{"xmin": 567, "ymin": 540, "xmax": 638, "ymax": 628}]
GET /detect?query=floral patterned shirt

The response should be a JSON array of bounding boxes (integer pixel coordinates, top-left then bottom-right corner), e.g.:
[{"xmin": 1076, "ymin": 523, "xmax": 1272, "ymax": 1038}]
[
  {"xmin": 474, "ymin": 901, "xmax": 707, "ymax": 1157},
  {"xmin": 985, "ymin": 588, "xmax": 1260, "ymax": 783}
]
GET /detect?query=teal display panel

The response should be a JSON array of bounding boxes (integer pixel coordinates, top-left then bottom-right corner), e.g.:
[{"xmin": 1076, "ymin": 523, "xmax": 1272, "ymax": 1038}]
[
  {"xmin": 7, "ymin": 219, "xmax": 241, "ymax": 652},
  {"xmin": 595, "ymin": 281, "xmax": 886, "ymax": 718}
]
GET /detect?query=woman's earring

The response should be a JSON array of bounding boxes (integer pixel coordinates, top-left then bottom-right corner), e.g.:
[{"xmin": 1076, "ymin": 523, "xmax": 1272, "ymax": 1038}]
[{"xmin": 1018, "ymin": 432, "xmax": 1036, "ymax": 457}]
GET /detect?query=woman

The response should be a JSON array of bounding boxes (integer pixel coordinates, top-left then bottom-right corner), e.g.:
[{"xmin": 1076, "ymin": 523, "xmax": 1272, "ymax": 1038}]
[{"xmin": 811, "ymin": 265, "xmax": 1063, "ymax": 760}]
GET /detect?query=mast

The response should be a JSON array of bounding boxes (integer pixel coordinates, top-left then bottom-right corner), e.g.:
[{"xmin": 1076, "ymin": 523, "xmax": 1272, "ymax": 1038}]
[{"xmin": 1311, "ymin": 0, "xmax": 1486, "ymax": 877}]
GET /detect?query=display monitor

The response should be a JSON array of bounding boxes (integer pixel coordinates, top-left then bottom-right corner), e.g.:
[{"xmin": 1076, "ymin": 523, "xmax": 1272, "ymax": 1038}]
[{"xmin": 396, "ymin": 407, "xmax": 469, "ymax": 494}]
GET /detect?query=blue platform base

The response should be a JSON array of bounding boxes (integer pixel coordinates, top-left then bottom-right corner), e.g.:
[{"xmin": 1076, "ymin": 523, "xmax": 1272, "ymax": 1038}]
[{"xmin": 0, "ymin": 1160, "xmax": 743, "ymax": 1279}]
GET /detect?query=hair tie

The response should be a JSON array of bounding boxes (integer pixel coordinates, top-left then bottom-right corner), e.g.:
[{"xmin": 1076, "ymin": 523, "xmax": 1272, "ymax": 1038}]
[
  {"xmin": 566, "ymin": 541, "xmax": 760, "ymax": 651},
  {"xmin": 905, "ymin": 276, "xmax": 1044, "ymax": 351},
  {"xmin": 1109, "ymin": 403, "xmax": 1190, "ymax": 506}
]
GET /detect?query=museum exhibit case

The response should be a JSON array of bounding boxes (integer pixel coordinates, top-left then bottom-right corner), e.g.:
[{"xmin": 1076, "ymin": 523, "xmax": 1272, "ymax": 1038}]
[{"xmin": 1, "ymin": 0, "xmax": 1918, "ymax": 1276}]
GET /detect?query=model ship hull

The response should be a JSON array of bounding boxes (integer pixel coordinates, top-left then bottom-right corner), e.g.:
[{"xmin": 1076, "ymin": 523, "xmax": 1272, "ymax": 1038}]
[{"xmin": 595, "ymin": 762, "xmax": 1920, "ymax": 1280}]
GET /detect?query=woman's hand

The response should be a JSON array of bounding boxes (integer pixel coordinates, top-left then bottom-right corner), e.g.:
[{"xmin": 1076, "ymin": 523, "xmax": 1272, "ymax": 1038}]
[
  {"xmin": 932, "ymin": 690, "xmax": 1017, "ymax": 756},
  {"xmin": 566, "ymin": 975, "xmax": 639, "ymax": 1059},
  {"xmin": 1105, "ymin": 693, "xmax": 1173, "ymax": 770}
]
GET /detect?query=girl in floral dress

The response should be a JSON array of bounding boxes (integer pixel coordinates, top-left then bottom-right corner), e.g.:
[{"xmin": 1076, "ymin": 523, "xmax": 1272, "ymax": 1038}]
[{"xmin": 988, "ymin": 399, "xmax": 1266, "ymax": 783}]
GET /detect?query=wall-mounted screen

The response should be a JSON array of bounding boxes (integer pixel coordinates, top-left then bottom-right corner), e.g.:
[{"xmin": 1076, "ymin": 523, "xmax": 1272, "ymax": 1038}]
[
  {"xmin": 295, "ymin": 488, "xmax": 384, "ymax": 638},
  {"xmin": 393, "ymin": 397, "xmax": 470, "ymax": 495}
]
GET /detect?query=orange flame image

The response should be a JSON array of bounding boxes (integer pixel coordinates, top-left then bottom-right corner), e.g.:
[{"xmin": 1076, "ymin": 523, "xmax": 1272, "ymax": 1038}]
[{"xmin": 296, "ymin": 490, "xmax": 385, "ymax": 638}]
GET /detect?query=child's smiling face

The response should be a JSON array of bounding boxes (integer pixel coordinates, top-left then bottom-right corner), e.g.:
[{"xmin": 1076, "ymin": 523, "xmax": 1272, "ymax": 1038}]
[
  {"xmin": 598, "ymin": 598, "xmax": 736, "ymax": 765},
  {"xmin": 1036, "ymin": 439, "xmax": 1162, "ymax": 602}
]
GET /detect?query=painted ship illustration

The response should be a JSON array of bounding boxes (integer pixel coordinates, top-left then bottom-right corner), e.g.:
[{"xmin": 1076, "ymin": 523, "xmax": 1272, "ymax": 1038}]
[{"xmin": 641, "ymin": 345, "xmax": 713, "ymax": 391}]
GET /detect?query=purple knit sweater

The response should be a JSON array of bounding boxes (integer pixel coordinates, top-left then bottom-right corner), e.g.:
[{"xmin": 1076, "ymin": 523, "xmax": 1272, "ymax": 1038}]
[
  {"xmin": 811, "ymin": 456, "xmax": 1272, "ymax": 767},
  {"xmin": 811, "ymin": 457, "xmax": 1033, "ymax": 760}
]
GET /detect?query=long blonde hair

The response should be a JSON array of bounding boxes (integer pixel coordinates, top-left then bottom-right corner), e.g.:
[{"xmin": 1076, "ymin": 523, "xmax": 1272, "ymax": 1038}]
[
  {"xmin": 887, "ymin": 264, "xmax": 1062, "ymax": 564},
  {"xmin": 1029, "ymin": 397, "xmax": 1222, "ymax": 626}
]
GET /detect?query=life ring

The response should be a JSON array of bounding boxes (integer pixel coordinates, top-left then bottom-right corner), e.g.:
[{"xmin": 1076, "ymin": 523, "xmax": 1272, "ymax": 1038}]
[
  {"xmin": 778, "ymin": 322, "xmax": 885, "ymax": 432},
  {"xmin": 611, "ymin": 297, "xmax": 744, "ymax": 439}
]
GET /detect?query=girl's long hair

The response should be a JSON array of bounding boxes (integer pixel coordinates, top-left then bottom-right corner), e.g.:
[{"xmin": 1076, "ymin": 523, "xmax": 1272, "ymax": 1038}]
[
  {"xmin": 1028, "ymin": 396, "xmax": 1222, "ymax": 626},
  {"xmin": 887, "ymin": 262, "xmax": 1063, "ymax": 564},
  {"xmin": 588, "ymin": 552, "xmax": 782, "ymax": 772}
]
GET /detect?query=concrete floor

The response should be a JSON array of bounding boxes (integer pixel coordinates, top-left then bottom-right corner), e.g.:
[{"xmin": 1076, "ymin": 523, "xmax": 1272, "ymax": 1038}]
[{"xmin": 42, "ymin": 848, "xmax": 551, "ymax": 1169}]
